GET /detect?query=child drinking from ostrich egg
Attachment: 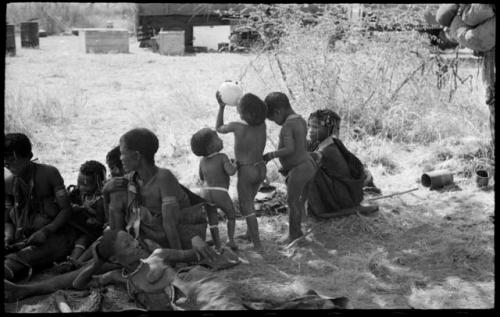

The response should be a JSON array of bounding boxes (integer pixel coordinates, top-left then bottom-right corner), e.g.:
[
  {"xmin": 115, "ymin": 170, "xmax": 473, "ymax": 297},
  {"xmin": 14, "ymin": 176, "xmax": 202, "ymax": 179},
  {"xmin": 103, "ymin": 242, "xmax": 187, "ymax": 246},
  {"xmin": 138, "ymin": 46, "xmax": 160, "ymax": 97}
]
[
  {"xmin": 191, "ymin": 128, "xmax": 238, "ymax": 250},
  {"xmin": 215, "ymin": 82, "xmax": 267, "ymax": 251}
]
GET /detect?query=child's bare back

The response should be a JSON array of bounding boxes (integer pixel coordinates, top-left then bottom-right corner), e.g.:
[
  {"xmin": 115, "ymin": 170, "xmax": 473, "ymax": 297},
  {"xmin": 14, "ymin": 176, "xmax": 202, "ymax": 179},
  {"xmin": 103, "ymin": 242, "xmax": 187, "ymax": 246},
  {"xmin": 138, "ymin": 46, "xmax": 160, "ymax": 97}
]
[
  {"xmin": 200, "ymin": 152, "xmax": 235, "ymax": 188},
  {"xmin": 231, "ymin": 123, "xmax": 267, "ymax": 166}
]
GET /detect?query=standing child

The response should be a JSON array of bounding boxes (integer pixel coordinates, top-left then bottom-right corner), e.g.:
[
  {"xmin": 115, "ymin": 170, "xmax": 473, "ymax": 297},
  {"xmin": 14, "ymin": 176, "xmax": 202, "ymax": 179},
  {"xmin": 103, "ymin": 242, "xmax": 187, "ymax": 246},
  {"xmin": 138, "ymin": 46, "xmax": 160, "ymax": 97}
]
[
  {"xmin": 191, "ymin": 128, "xmax": 238, "ymax": 250},
  {"xmin": 55, "ymin": 160, "xmax": 107, "ymax": 272},
  {"xmin": 263, "ymin": 92, "xmax": 317, "ymax": 243},
  {"xmin": 215, "ymin": 91, "xmax": 267, "ymax": 251}
]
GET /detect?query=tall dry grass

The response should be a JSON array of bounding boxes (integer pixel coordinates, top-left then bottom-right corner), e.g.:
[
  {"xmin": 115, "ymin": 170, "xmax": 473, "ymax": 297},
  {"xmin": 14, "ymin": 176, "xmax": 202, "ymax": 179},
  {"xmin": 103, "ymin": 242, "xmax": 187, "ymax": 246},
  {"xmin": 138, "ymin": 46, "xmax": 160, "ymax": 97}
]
[{"xmin": 237, "ymin": 4, "xmax": 489, "ymax": 145}]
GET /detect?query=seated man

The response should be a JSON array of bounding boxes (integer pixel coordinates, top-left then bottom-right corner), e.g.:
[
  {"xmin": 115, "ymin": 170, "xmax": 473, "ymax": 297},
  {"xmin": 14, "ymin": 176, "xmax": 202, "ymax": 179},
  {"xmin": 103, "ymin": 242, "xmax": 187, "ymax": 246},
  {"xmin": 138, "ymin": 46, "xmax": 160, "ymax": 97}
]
[
  {"xmin": 4, "ymin": 133, "xmax": 76, "ymax": 281},
  {"xmin": 306, "ymin": 110, "xmax": 378, "ymax": 218}
]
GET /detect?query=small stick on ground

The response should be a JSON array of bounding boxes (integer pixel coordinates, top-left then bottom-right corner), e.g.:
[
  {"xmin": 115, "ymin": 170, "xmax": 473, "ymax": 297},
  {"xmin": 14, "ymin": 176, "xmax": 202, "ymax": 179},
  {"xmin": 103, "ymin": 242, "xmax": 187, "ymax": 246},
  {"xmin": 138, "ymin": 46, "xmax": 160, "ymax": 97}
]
[
  {"xmin": 365, "ymin": 187, "xmax": 419, "ymax": 202},
  {"xmin": 285, "ymin": 188, "xmax": 419, "ymax": 249}
]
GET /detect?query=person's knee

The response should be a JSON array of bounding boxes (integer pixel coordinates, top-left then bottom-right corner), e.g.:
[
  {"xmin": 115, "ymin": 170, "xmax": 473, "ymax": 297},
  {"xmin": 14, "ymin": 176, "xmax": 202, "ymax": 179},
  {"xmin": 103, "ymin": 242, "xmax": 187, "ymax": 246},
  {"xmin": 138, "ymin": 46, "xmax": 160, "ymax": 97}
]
[
  {"xmin": 224, "ymin": 208, "xmax": 236, "ymax": 221},
  {"xmin": 5, "ymin": 257, "xmax": 30, "ymax": 281}
]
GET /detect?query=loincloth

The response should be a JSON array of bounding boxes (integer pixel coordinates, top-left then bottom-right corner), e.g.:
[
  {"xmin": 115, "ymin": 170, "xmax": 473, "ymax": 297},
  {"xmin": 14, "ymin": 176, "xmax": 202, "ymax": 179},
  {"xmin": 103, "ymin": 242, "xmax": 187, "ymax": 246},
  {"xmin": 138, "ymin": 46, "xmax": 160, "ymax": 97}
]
[
  {"xmin": 201, "ymin": 186, "xmax": 229, "ymax": 193},
  {"xmin": 236, "ymin": 160, "xmax": 265, "ymax": 169},
  {"xmin": 280, "ymin": 156, "xmax": 317, "ymax": 178}
]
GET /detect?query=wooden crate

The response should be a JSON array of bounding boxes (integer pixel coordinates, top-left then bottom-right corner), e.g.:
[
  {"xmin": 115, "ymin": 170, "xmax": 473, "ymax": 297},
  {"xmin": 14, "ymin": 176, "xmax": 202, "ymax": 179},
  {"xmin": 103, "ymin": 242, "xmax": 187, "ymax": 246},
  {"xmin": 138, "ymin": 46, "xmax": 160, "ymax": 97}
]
[
  {"xmin": 80, "ymin": 28, "xmax": 129, "ymax": 54},
  {"xmin": 157, "ymin": 31, "xmax": 185, "ymax": 56}
]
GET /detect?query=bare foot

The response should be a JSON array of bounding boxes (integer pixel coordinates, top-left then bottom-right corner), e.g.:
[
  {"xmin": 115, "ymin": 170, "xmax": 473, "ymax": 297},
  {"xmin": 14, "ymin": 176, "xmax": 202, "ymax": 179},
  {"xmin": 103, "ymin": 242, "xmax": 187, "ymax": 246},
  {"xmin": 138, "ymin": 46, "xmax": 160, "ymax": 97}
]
[
  {"xmin": 278, "ymin": 235, "xmax": 302, "ymax": 246},
  {"xmin": 236, "ymin": 233, "xmax": 251, "ymax": 242},
  {"xmin": 252, "ymin": 242, "xmax": 264, "ymax": 253},
  {"xmin": 4, "ymin": 279, "xmax": 28, "ymax": 302},
  {"xmin": 358, "ymin": 205, "xmax": 379, "ymax": 216},
  {"xmin": 226, "ymin": 241, "xmax": 238, "ymax": 251}
]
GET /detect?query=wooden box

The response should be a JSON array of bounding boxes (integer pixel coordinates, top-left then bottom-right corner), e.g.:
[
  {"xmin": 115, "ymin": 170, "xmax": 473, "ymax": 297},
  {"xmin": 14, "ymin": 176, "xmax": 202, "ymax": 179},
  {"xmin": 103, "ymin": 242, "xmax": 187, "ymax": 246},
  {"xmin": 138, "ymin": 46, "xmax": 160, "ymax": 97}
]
[
  {"xmin": 157, "ymin": 31, "xmax": 185, "ymax": 56},
  {"xmin": 80, "ymin": 28, "xmax": 129, "ymax": 54}
]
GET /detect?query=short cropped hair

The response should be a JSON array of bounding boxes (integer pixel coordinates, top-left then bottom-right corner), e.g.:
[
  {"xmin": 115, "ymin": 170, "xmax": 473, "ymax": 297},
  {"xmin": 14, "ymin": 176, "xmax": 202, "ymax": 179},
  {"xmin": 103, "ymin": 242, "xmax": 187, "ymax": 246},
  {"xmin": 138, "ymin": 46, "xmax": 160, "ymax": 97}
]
[
  {"xmin": 120, "ymin": 128, "xmax": 159, "ymax": 163},
  {"xmin": 106, "ymin": 146, "xmax": 123, "ymax": 171},
  {"xmin": 4, "ymin": 133, "xmax": 33, "ymax": 159},
  {"xmin": 238, "ymin": 93, "xmax": 267, "ymax": 126},
  {"xmin": 264, "ymin": 92, "xmax": 291, "ymax": 119},
  {"xmin": 80, "ymin": 160, "xmax": 107, "ymax": 189},
  {"xmin": 96, "ymin": 228, "xmax": 121, "ymax": 261},
  {"xmin": 191, "ymin": 128, "xmax": 218, "ymax": 157}
]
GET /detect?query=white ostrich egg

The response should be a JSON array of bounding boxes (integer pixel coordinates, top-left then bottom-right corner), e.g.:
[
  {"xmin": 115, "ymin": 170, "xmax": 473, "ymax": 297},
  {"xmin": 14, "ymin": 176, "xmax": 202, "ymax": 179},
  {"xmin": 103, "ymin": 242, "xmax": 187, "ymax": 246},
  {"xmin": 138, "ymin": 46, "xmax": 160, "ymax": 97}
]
[{"xmin": 219, "ymin": 81, "xmax": 243, "ymax": 106}]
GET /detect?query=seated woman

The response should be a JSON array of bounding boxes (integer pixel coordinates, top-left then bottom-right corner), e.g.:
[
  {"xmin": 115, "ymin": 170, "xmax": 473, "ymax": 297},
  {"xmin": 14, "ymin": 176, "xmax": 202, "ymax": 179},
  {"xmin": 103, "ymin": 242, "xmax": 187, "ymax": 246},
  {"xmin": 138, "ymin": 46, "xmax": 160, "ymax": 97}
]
[
  {"xmin": 306, "ymin": 109, "xmax": 378, "ymax": 218},
  {"xmin": 108, "ymin": 128, "xmax": 221, "ymax": 257}
]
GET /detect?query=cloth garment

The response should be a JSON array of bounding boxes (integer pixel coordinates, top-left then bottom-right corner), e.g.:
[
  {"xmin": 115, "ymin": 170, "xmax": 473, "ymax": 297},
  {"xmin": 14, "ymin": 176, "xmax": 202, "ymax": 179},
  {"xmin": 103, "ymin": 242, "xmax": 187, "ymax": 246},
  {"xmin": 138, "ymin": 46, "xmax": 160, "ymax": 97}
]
[{"xmin": 307, "ymin": 137, "xmax": 365, "ymax": 218}]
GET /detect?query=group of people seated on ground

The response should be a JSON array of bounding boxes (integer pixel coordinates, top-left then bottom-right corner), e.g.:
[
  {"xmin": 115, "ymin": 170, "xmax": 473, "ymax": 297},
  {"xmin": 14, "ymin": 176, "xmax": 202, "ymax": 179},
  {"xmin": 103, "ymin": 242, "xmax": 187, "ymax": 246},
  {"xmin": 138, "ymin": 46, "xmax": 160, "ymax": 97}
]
[{"xmin": 4, "ymin": 90, "xmax": 378, "ymax": 310}]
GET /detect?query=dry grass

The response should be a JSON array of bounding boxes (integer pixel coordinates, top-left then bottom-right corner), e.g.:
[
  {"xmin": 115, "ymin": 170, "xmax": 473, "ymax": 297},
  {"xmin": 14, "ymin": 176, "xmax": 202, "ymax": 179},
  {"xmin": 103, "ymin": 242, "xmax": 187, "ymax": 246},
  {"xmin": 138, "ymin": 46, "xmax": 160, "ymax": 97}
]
[{"xmin": 4, "ymin": 27, "xmax": 494, "ymax": 310}]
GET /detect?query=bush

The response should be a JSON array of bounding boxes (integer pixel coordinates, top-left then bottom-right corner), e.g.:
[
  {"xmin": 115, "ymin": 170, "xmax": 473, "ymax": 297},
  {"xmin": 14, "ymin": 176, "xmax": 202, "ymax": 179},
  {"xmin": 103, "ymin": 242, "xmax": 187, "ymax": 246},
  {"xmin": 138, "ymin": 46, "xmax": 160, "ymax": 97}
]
[{"xmin": 236, "ymin": 4, "xmax": 488, "ymax": 144}]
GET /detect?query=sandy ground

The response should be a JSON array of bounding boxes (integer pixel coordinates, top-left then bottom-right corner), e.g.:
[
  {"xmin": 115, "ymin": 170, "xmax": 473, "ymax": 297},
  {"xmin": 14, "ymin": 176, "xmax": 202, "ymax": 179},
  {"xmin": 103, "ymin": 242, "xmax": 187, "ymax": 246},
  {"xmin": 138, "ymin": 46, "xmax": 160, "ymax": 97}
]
[{"xmin": 4, "ymin": 35, "xmax": 494, "ymax": 310}]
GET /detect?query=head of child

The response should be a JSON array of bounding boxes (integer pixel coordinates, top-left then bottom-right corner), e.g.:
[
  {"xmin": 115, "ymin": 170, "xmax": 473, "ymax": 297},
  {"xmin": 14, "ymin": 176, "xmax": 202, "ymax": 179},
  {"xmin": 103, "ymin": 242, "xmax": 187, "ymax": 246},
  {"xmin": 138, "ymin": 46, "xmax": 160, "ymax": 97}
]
[
  {"xmin": 265, "ymin": 92, "xmax": 293, "ymax": 126},
  {"xmin": 78, "ymin": 160, "xmax": 106, "ymax": 195},
  {"xmin": 106, "ymin": 146, "xmax": 124, "ymax": 177},
  {"xmin": 307, "ymin": 109, "xmax": 341, "ymax": 143},
  {"xmin": 237, "ymin": 93, "xmax": 267, "ymax": 126},
  {"xmin": 190, "ymin": 128, "xmax": 222, "ymax": 157},
  {"xmin": 4, "ymin": 133, "xmax": 34, "ymax": 176},
  {"xmin": 119, "ymin": 128, "xmax": 159, "ymax": 173},
  {"xmin": 95, "ymin": 229, "xmax": 149, "ymax": 268}
]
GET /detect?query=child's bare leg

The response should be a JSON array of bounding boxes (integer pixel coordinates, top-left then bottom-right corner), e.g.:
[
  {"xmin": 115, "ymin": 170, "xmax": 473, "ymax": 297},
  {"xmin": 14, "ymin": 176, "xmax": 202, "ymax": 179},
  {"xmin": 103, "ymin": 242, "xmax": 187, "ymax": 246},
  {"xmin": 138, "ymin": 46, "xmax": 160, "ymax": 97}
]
[
  {"xmin": 286, "ymin": 161, "xmax": 317, "ymax": 242},
  {"xmin": 69, "ymin": 245, "xmax": 86, "ymax": 261},
  {"xmin": 237, "ymin": 166, "xmax": 264, "ymax": 250},
  {"xmin": 205, "ymin": 203, "xmax": 222, "ymax": 251},
  {"xmin": 76, "ymin": 245, "xmax": 94, "ymax": 263},
  {"xmin": 299, "ymin": 180, "xmax": 313, "ymax": 223},
  {"xmin": 218, "ymin": 194, "xmax": 237, "ymax": 249}
]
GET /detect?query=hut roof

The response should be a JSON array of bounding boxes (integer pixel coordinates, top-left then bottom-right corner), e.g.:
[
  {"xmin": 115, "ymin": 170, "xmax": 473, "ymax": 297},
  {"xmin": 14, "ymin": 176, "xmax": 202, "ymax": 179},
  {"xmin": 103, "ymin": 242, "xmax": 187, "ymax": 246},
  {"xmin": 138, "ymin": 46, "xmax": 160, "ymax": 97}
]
[{"xmin": 137, "ymin": 3, "xmax": 246, "ymax": 16}]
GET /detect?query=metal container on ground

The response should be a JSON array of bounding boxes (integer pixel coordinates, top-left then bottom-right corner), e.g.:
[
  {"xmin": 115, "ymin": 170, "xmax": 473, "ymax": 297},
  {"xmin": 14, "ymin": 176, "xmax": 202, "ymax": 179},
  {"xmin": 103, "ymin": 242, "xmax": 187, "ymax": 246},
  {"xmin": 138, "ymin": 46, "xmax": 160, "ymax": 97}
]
[
  {"xmin": 475, "ymin": 170, "xmax": 489, "ymax": 188},
  {"xmin": 6, "ymin": 24, "xmax": 16, "ymax": 56},
  {"xmin": 157, "ymin": 30, "xmax": 185, "ymax": 55},
  {"xmin": 20, "ymin": 21, "xmax": 39, "ymax": 48},
  {"xmin": 421, "ymin": 170, "xmax": 454, "ymax": 189}
]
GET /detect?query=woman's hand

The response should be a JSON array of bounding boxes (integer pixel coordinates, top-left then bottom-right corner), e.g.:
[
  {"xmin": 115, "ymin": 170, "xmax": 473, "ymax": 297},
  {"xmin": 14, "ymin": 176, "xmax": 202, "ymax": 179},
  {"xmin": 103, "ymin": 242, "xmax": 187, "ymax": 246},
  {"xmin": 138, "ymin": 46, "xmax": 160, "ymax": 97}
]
[{"xmin": 191, "ymin": 236, "xmax": 217, "ymax": 262}]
